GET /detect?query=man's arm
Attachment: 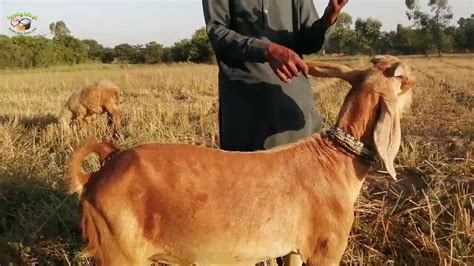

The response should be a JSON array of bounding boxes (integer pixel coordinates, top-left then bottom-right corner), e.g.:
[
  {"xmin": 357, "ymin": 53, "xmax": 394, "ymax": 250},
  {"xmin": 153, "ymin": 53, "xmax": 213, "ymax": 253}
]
[
  {"xmin": 202, "ymin": 0, "xmax": 270, "ymax": 62},
  {"xmin": 296, "ymin": 0, "xmax": 348, "ymax": 55},
  {"xmin": 203, "ymin": 0, "xmax": 309, "ymax": 83}
]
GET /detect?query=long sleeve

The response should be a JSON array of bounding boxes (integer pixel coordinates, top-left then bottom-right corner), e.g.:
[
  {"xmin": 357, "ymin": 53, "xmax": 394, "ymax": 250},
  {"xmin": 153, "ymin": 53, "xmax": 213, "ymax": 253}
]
[
  {"xmin": 295, "ymin": 0, "xmax": 334, "ymax": 55},
  {"xmin": 202, "ymin": 0, "xmax": 271, "ymax": 62}
]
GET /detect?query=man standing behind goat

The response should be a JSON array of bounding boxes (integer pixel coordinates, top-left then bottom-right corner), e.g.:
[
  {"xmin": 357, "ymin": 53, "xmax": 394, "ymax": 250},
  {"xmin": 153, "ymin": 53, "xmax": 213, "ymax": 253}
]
[
  {"xmin": 203, "ymin": 0, "xmax": 348, "ymax": 152},
  {"xmin": 202, "ymin": 0, "xmax": 348, "ymax": 265}
]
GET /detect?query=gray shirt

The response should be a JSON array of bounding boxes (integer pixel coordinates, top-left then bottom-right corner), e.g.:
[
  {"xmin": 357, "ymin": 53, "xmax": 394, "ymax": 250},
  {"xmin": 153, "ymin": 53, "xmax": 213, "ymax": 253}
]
[{"xmin": 203, "ymin": 0, "xmax": 332, "ymax": 151}]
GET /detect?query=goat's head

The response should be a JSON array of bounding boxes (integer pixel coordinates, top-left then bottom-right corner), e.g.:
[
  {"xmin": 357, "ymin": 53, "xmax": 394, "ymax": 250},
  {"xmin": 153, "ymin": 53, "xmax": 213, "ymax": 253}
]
[{"xmin": 367, "ymin": 55, "xmax": 415, "ymax": 180}]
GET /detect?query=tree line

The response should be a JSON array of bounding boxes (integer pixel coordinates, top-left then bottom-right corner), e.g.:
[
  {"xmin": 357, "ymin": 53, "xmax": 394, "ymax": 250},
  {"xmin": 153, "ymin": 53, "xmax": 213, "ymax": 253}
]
[
  {"xmin": 0, "ymin": 24, "xmax": 213, "ymax": 68},
  {"xmin": 0, "ymin": 1, "xmax": 473, "ymax": 69},
  {"xmin": 325, "ymin": 1, "xmax": 473, "ymax": 56}
]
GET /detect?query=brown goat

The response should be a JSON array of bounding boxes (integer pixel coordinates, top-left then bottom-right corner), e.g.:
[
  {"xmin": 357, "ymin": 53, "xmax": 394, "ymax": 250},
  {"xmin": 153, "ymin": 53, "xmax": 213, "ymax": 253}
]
[
  {"xmin": 65, "ymin": 56, "xmax": 414, "ymax": 265},
  {"xmin": 60, "ymin": 80, "xmax": 121, "ymax": 131}
]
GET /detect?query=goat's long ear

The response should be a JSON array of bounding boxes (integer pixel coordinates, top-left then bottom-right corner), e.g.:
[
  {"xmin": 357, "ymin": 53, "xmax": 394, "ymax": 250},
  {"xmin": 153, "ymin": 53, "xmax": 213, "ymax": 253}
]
[
  {"xmin": 373, "ymin": 96, "xmax": 401, "ymax": 180},
  {"xmin": 393, "ymin": 63, "xmax": 405, "ymax": 77},
  {"xmin": 370, "ymin": 55, "xmax": 386, "ymax": 65},
  {"xmin": 306, "ymin": 61, "xmax": 361, "ymax": 85}
]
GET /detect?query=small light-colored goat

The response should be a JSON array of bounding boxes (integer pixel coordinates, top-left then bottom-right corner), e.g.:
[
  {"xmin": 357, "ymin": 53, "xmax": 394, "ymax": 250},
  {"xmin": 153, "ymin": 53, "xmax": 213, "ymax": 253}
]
[
  {"xmin": 60, "ymin": 80, "xmax": 121, "ymax": 131},
  {"xmin": 66, "ymin": 56, "xmax": 414, "ymax": 265}
]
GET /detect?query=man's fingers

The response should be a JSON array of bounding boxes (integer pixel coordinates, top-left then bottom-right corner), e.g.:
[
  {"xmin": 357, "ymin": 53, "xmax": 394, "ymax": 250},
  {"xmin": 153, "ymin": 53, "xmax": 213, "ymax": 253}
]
[
  {"xmin": 276, "ymin": 68, "xmax": 290, "ymax": 83},
  {"xmin": 287, "ymin": 62, "xmax": 300, "ymax": 77},
  {"xmin": 295, "ymin": 59, "xmax": 309, "ymax": 78},
  {"xmin": 280, "ymin": 65, "xmax": 292, "ymax": 80},
  {"xmin": 332, "ymin": 0, "xmax": 349, "ymax": 9}
]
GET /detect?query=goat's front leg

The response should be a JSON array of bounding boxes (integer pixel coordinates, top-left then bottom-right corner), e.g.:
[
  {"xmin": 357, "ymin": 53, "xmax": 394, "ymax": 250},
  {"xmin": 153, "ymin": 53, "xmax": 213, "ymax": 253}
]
[
  {"xmin": 282, "ymin": 252, "xmax": 303, "ymax": 266},
  {"xmin": 305, "ymin": 61, "xmax": 363, "ymax": 86},
  {"xmin": 105, "ymin": 102, "xmax": 122, "ymax": 131},
  {"xmin": 305, "ymin": 250, "xmax": 343, "ymax": 266},
  {"xmin": 304, "ymin": 237, "xmax": 348, "ymax": 266},
  {"xmin": 72, "ymin": 114, "xmax": 85, "ymax": 125}
]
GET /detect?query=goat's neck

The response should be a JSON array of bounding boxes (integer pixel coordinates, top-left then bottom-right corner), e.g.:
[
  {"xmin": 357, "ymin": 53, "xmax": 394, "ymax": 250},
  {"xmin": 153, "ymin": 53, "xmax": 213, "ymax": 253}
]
[
  {"xmin": 336, "ymin": 86, "xmax": 379, "ymax": 150},
  {"xmin": 331, "ymin": 86, "xmax": 380, "ymax": 186}
]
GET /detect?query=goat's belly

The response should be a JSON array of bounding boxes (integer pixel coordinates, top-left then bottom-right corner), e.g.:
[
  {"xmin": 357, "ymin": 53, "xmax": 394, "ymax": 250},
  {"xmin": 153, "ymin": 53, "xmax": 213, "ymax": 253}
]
[
  {"xmin": 109, "ymin": 205, "xmax": 301, "ymax": 264},
  {"xmin": 154, "ymin": 237, "xmax": 294, "ymax": 264},
  {"xmin": 149, "ymin": 211, "xmax": 301, "ymax": 264}
]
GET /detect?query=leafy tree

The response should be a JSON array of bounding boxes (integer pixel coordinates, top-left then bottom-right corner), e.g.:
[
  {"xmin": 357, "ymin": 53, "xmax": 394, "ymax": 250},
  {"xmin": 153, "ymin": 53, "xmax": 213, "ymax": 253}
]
[
  {"xmin": 101, "ymin": 48, "xmax": 115, "ymax": 63},
  {"xmin": 455, "ymin": 14, "xmax": 474, "ymax": 51},
  {"xmin": 0, "ymin": 35, "xmax": 20, "ymax": 68},
  {"xmin": 54, "ymin": 36, "xmax": 88, "ymax": 64},
  {"xmin": 49, "ymin": 21, "xmax": 71, "ymax": 39},
  {"xmin": 131, "ymin": 44, "xmax": 146, "ymax": 64},
  {"xmin": 376, "ymin": 31, "xmax": 397, "ymax": 54},
  {"xmin": 10, "ymin": 36, "xmax": 62, "ymax": 67},
  {"xmin": 188, "ymin": 28, "xmax": 214, "ymax": 63},
  {"xmin": 325, "ymin": 12, "xmax": 356, "ymax": 54},
  {"xmin": 354, "ymin": 18, "xmax": 382, "ymax": 55},
  {"xmin": 392, "ymin": 24, "xmax": 419, "ymax": 54},
  {"xmin": 406, "ymin": 0, "xmax": 454, "ymax": 55},
  {"xmin": 169, "ymin": 39, "xmax": 191, "ymax": 62},
  {"xmin": 11, "ymin": 36, "xmax": 36, "ymax": 67},
  {"xmin": 82, "ymin": 39, "xmax": 104, "ymax": 61},
  {"xmin": 376, "ymin": 25, "xmax": 431, "ymax": 55},
  {"xmin": 133, "ymin": 45, "xmax": 145, "ymax": 64},
  {"xmin": 161, "ymin": 47, "xmax": 172, "ymax": 63},
  {"xmin": 114, "ymin": 43, "xmax": 139, "ymax": 63},
  {"xmin": 0, "ymin": 21, "xmax": 111, "ymax": 68},
  {"xmin": 32, "ymin": 36, "xmax": 61, "ymax": 67},
  {"xmin": 141, "ymin": 42, "xmax": 164, "ymax": 64}
]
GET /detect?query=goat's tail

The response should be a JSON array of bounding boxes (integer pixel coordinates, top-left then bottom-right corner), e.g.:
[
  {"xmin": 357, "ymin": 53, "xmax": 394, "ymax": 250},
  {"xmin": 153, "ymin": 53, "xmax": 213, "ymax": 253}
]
[{"xmin": 66, "ymin": 141, "xmax": 118, "ymax": 195}]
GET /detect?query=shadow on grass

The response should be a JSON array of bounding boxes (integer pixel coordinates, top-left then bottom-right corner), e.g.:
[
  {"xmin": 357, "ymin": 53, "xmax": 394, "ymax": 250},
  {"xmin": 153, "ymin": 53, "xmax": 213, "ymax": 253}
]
[
  {"xmin": 0, "ymin": 174, "xmax": 85, "ymax": 265},
  {"xmin": 350, "ymin": 166, "xmax": 472, "ymax": 265},
  {"xmin": 0, "ymin": 114, "xmax": 59, "ymax": 130},
  {"xmin": 0, "ymin": 113, "xmax": 127, "ymax": 142}
]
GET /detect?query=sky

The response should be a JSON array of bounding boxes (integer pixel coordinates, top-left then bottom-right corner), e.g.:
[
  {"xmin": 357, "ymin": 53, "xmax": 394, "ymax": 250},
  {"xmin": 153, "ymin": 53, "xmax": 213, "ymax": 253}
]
[{"xmin": 1, "ymin": 0, "xmax": 473, "ymax": 48}]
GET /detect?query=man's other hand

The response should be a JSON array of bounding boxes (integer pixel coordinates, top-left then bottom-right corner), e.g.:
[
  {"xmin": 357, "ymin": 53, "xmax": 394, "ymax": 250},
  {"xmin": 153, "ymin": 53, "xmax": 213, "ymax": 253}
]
[
  {"xmin": 325, "ymin": 0, "xmax": 349, "ymax": 25},
  {"xmin": 265, "ymin": 43, "xmax": 309, "ymax": 83}
]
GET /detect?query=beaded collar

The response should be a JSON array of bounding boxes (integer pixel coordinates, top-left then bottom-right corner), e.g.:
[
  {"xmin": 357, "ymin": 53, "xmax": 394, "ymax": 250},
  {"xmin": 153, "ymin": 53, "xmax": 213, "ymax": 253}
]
[{"xmin": 324, "ymin": 126, "xmax": 378, "ymax": 166}]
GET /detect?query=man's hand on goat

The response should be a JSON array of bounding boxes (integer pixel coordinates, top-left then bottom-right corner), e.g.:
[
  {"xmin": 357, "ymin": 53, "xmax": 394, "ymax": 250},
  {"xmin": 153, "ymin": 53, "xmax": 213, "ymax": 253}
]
[
  {"xmin": 324, "ymin": 0, "xmax": 349, "ymax": 25},
  {"xmin": 265, "ymin": 43, "xmax": 309, "ymax": 83}
]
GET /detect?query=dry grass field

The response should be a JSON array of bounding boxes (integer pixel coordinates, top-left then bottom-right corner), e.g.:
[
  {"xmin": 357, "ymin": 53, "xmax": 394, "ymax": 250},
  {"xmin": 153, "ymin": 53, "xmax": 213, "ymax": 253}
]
[{"xmin": 0, "ymin": 55, "xmax": 472, "ymax": 265}]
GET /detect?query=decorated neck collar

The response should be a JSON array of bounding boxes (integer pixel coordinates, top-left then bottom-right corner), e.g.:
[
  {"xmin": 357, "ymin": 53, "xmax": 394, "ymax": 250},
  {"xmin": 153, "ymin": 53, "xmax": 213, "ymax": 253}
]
[{"xmin": 325, "ymin": 126, "xmax": 377, "ymax": 165}]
